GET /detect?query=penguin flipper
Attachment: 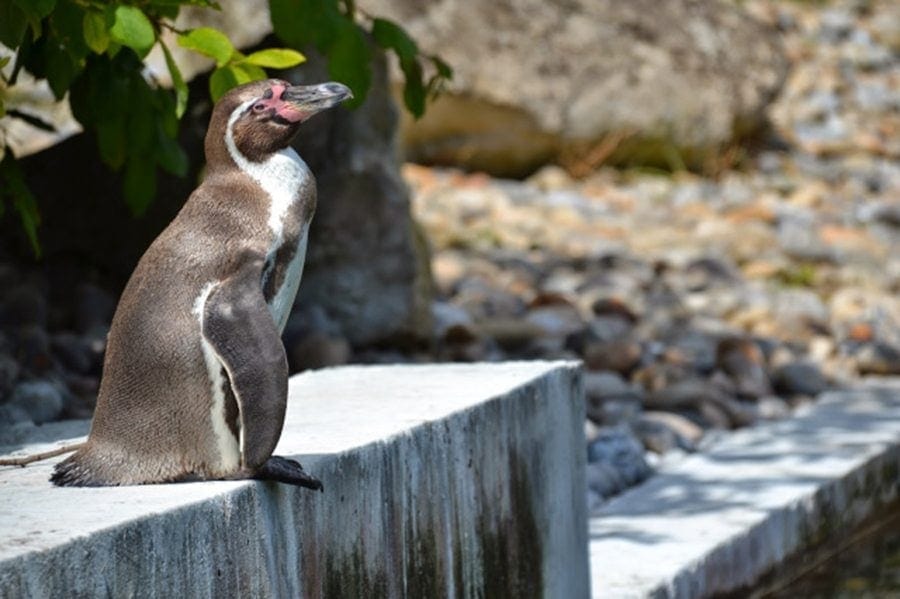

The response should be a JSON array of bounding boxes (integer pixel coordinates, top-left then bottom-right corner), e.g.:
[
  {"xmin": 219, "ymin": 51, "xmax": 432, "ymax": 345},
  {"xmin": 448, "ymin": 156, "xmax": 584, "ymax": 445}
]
[{"xmin": 202, "ymin": 261, "xmax": 289, "ymax": 471}]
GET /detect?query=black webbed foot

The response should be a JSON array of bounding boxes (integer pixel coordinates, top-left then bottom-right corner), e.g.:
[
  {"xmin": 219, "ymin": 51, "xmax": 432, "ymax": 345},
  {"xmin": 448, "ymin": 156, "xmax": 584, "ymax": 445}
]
[{"xmin": 253, "ymin": 455, "xmax": 323, "ymax": 492}]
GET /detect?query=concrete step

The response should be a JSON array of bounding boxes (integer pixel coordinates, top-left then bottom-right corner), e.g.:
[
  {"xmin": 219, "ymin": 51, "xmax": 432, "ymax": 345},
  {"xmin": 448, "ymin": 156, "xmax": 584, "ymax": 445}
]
[
  {"xmin": 589, "ymin": 379, "xmax": 900, "ymax": 598},
  {"xmin": 0, "ymin": 362, "xmax": 589, "ymax": 598}
]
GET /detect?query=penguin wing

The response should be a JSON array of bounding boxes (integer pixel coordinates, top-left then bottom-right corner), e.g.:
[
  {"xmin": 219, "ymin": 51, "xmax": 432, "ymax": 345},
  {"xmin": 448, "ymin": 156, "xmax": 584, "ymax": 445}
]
[{"xmin": 202, "ymin": 260, "xmax": 288, "ymax": 470}]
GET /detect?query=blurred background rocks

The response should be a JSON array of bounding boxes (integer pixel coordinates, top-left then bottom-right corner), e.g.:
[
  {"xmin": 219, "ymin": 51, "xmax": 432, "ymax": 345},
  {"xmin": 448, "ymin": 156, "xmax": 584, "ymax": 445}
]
[{"xmin": 365, "ymin": 0, "xmax": 789, "ymax": 176}]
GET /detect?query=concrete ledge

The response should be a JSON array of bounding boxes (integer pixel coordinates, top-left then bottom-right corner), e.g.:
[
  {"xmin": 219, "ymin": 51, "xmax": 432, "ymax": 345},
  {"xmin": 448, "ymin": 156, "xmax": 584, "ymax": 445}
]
[
  {"xmin": 589, "ymin": 380, "xmax": 900, "ymax": 598},
  {"xmin": 0, "ymin": 362, "xmax": 588, "ymax": 598}
]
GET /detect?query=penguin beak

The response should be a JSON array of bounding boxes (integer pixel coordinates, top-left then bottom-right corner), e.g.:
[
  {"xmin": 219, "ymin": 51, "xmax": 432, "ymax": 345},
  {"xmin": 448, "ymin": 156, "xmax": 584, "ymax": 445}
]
[{"xmin": 276, "ymin": 82, "xmax": 353, "ymax": 123}]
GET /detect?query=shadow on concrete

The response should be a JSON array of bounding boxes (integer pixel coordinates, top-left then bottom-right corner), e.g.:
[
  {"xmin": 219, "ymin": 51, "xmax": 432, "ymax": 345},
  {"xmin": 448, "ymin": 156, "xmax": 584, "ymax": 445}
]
[{"xmin": 590, "ymin": 383, "xmax": 900, "ymax": 543}]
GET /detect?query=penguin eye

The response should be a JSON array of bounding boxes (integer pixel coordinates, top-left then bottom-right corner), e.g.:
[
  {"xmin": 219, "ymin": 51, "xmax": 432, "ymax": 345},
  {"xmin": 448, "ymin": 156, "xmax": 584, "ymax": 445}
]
[{"xmin": 252, "ymin": 103, "xmax": 266, "ymax": 112}]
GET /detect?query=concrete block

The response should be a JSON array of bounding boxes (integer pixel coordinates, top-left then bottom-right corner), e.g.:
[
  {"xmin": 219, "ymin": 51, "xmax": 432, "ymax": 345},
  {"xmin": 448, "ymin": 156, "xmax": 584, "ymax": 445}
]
[
  {"xmin": 589, "ymin": 381, "xmax": 900, "ymax": 598},
  {"xmin": 0, "ymin": 362, "xmax": 588, "ymax": 598}
]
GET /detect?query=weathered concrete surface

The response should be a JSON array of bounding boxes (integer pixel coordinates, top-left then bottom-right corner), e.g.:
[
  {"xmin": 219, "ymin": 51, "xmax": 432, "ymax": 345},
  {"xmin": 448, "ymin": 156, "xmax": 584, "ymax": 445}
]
[
  {"xmin": 0, "ymin": 362, "xmax": 587, "ymax": 598},
  {"xmin": 589, "ymin": 380, "xmax": 900, "ymax": 598}
]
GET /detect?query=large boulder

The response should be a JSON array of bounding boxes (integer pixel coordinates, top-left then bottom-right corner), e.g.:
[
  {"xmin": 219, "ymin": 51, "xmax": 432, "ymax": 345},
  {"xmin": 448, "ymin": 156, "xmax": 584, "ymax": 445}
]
[{"xmin": 363, "ymin": 0, "xmax": 789, "ymax": 176}]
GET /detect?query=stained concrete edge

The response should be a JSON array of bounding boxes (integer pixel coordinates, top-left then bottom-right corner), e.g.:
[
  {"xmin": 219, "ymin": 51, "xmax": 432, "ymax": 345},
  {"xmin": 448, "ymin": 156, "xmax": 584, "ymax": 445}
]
[
  {"xmin": 589, "ymin": 379, "xmax": 900, "ymax": 598},
  {"xmin": 0, "ymin": 361, "xmax": 589, "ymax": 598}
]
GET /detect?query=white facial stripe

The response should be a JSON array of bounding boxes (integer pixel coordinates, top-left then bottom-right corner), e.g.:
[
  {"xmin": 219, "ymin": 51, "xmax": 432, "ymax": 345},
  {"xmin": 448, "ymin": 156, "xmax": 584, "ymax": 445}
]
[
  {"xmin": 224, "ymin": 99, "xmax": 311, "ymax": 237},
  {"xmin": 193, "ymin": 282, "xmax": 241, "ymax": 472},
  {"xmin": 224, "ymin": 98, "xmax": 314, "ymax": 330}
]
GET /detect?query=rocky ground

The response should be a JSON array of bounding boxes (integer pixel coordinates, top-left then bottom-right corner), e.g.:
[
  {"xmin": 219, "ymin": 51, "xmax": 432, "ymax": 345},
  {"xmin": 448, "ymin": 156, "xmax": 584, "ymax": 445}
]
[
  {"xmin": 0, "ymin": 0, "xmax": 897, "ymax": 507},
  {"xmin": 402, "ymin": 0, "xmax": 900, "ymax": 508}
]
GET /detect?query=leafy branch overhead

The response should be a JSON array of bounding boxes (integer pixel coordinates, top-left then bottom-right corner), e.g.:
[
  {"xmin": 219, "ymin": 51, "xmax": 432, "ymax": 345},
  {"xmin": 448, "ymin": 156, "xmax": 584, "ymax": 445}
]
[{"xmin": 0, "ymin": 0, "xmax": 452, "ymax": 257}]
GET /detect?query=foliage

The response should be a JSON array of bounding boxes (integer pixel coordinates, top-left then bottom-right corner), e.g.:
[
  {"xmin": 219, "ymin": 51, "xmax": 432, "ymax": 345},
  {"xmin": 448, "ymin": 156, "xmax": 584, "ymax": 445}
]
[{"xmin": 0, "ymin": 0, "xmax": 451, "ymax": 257}]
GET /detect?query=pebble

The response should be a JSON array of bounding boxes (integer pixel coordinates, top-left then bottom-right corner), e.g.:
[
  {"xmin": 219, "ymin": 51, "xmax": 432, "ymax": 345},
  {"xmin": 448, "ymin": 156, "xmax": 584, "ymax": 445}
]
[
  {"xmin": 583, "ymin": 371, "xmax": 644, "ymax": 425},
  {"xmin": 524, "ymin": 304, "xmax": 584, "ymax": 339},
  {"xmin": 9, "ymin": 380, "xmax": 64, "ymax": 425},
  {"xmin": 74, "ymin": 283, "xmax": 116, "ymax": 334},
  {"xmin": 632, "ymin": 411, "xmax": 703, "ymax": 453},
  {"xmin": 0, "ymin": 284, "xmax": 48, "ymax": 329},
  {"xmin": 13, "ymin": 325, "xmax": 54, "ymax": 376},
  {"xmin": 0, "ymin": 403, "xmax": 33, "ymax": 427},
  {"xmin": 854, "ymin": 343, "xmax": 900, "ymax": 376},
  {"xmin": 582, "ymin": 338, "xmax": 642, "ymax": 375},
  {"xmin": 772, "ymin": 360, "xmax": 831, "ymax": 397},
  {"xmin": 50, "ymin": 332, "xmax": 93, "ymax": 375},
  {"xmin": 716, "ymin": 337, "xmax": 772, "ymax": 399},
  {"xmin": 586, "ymin": 426, "xmax": 653, "ymax": 499},
  {"xmin": 754, "ymin": 396, "xmax": 793, "ymax": 421}
]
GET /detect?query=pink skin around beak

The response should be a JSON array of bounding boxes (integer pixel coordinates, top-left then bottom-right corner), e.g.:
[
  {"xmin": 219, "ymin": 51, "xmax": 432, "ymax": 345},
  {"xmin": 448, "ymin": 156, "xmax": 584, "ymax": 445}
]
[{"xmin": 255, "ymin": 82, "xmax": 353, "ymax": 123}]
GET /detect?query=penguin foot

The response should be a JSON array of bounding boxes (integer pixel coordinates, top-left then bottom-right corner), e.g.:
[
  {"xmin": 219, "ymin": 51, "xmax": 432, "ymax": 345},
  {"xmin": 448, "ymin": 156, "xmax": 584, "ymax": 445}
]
[{"xmin": 253, "ymin": 455, "xmax": 323, "ymax": 492}]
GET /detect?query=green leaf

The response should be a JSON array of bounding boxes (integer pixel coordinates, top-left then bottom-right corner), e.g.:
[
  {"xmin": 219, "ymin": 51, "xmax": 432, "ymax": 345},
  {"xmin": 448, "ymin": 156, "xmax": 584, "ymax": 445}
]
[
  {"xmin": 0, "ymin": 154, "xmax": 42, "ymax": 258},
  {"xmin": 401, "ymin": 59, "xmax": 425, "ymax": 118},
  {"xmin": 240, "ymin": 48, "xmax": 305, "ymax": 69},
  {"xmin": 97, "ymin": 119, "xmax": 126, "ymax": 169},
  {"xmin": 43, "ymin": 41, "xmax": 79, "ymax": 99},
  {"xmin": 123, "ymin": 157, "xmax": 156, "ymax": 216},
  {"xmin": 209, "ymin": 65, "xmax": 237, "ymax": 101},
  {"xmin": 371, "ymin": 18, "xmax": 452, "ymax": 117},
  {"xmin": 82, "ymin": 10, "xmax": 110, "ymax": 54},
  {"xmin": 432, "ymin": 55, "xmax": 453, "ymax": 79},
  {"xmin": 326, "ymin": 19, "xmax": 370, "ymax": 108},
  {"xmin": 177, "ymin": 27, "xmax": 234, "ymax": 67},
  {"xmin": 155, "ymin": 124, "xmax": 187, "ymax": 177},
  {"xmin": 126, "ymin": 78, "xmax": 154, "ymax": 152},
  {"xmin": 0, "ymin": 56, "xmax": 9, "ymax": 70},
  {"xmin": 209, "ymin": 63, "xmax": 265, "ymax": 101},
  {"xmin": 50, "ymin": 0, "xmax": 90, "ymax": 60},
  {"xmin": 13, "ymin": 0, "xmax": 54, "ymax": 37},
  {"xmin": 232, "ymin": 62, "xmax": 266, "ymax": 82},
  {"xmin": 160, "ymin": 40, "xmax": 188, "ymax": 118},
  {"xmin": 109, "ymin": 6, "xmax": 155, "ymax": 58},
  {"xmin": 152, "ymin": 3, "xmax": 180, "ymax": 20},
  {"xmin": 13, "ymin": 0, "xmax": 56, "ymax": 21},
  {"xmin": 270, "ymin": 0, "xmax": 338, "ymax": 49},
  {"xmin": 372, "ymin": 18, "xmax": 417, "ymax": 62},
  {"xmin": 0, "ymin": 2, "xmax": 28, "ymax": 48}
]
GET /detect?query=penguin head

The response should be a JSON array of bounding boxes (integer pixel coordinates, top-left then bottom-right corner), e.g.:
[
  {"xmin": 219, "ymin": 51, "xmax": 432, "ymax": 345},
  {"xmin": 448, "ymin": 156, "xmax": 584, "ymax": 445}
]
[{"xmin": 209, "ymin": 79, "xmax": 353, "ymax": 163}]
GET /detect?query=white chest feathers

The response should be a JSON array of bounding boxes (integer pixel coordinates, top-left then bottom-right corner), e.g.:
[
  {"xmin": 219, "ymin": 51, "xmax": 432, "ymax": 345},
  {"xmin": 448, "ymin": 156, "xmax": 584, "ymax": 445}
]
[{"xmin": 225, "ymin": 100, "xmax": 314, "ymax": 332}]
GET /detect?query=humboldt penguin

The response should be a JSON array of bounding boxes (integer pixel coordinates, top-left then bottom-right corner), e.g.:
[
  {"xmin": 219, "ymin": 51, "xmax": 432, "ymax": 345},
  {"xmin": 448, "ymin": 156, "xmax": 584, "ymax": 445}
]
[{"xmin": 51, "ymin": 79, "xmax": 352, "ymax": 489}]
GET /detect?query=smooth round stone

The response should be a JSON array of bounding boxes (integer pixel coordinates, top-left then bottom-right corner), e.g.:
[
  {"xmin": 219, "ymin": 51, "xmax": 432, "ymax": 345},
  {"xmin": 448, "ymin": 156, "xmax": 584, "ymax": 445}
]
[
  {"xmin": 587, "ymin": 426, "xmax": 653, "ymax": 488},
  {"xmin": 772, "ymin": 361, "xmax": 830, "ymax": 397},
  {"xmin": 633, "ymin": 411, "xmax": 704, "ymax": 453},
  {"xmin": 9, "ymin": 380, "xmax": 65, "ymax": 425},
  {"xmin": 0, "ymin": 284, "xmax": 48, "ymax": 329},
  {"xmin": 854, "ymin": 342, "xmax": 900, "ymax": 376},
  {"xmin": 0, "ymin": 403, "xmax": 33, "ymax": 427}
]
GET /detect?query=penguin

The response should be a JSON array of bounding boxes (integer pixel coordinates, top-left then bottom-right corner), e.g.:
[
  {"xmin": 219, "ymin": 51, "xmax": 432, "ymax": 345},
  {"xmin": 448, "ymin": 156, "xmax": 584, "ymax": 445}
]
[{"xmin": 50, "ymin": 79, "xmax": 352, "ymax": 489}]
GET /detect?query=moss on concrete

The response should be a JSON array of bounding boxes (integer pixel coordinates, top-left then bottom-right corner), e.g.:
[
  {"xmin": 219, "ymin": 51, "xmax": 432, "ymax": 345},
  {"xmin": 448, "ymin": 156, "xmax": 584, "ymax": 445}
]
[{"xmin": 479, "ymin": 448, "xmax": 544, "ymax": 599}]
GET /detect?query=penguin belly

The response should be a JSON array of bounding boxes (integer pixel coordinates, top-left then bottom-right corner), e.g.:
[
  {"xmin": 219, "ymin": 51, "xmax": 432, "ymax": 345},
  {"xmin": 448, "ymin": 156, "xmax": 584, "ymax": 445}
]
[{"xmin": 266, "ymin": 222, "xmax": 310, "ymax": 333}]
